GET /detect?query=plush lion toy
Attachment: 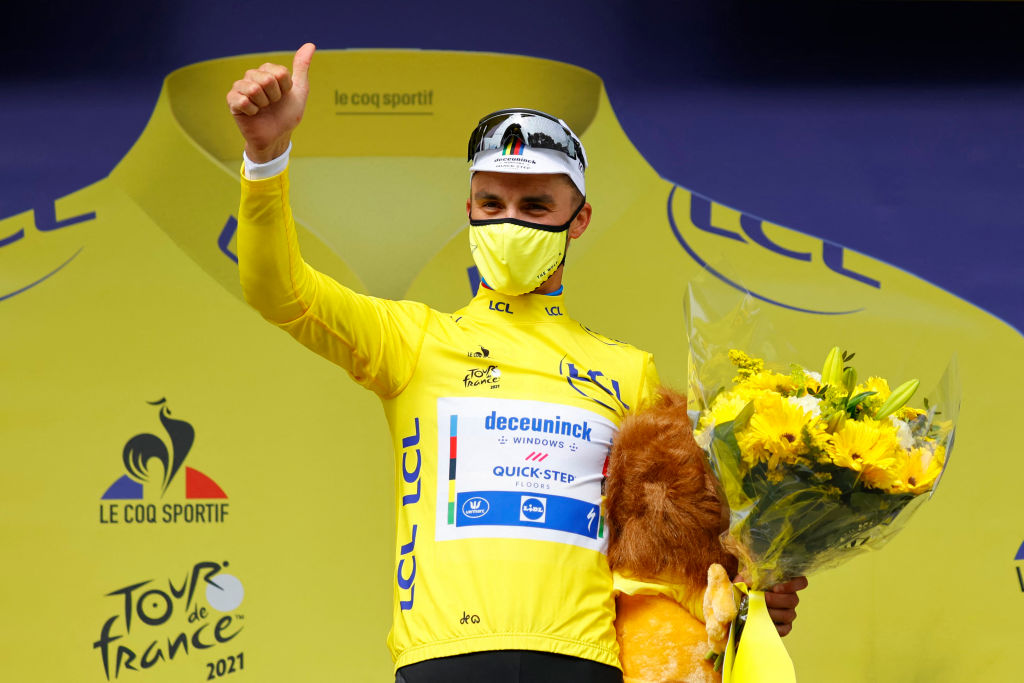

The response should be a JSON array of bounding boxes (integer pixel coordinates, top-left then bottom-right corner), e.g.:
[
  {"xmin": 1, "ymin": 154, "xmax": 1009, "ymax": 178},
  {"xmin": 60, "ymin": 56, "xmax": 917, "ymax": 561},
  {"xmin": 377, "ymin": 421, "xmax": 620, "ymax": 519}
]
[{"xmin": 607, "ymin": 387, "xmax": 739, "ymax": 683}]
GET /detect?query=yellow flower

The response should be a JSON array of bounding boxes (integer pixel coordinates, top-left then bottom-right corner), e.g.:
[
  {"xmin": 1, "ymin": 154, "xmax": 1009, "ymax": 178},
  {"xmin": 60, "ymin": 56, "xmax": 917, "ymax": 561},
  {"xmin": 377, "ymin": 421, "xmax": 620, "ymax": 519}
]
[
  {"xmin": 806, "ymin": 422, "xmax": 834, "ymax": 462},
  {"xmin": 826, "ymin": 419, "xmax": 900, "ymax": 479},
  {"xmin": 706, "ymin": 392, "xmax": 750, "ymax": 427},
  {"xmin": 859, "ymin": 376, "xmax": 892, "ymax": 401},
  {"xmin": 736, "ymin": 393, "xmax": 814, "ymax": 469},
  {"xmin": 729, "ymin": 349, "xmax": 764, "ymax": 381},
  {"xmin": 849, "ymin": 376, "xmax": 892, "ymax": 416},
  {"xmin": 897, "ymin": 445, "xmax": 946, "ymax": 494},
  {"xmin": 860, "ymin": 458, "xmax": 905, "ymax": 492},
  {"xmin": 742, "ymin": 370, "xmax": 798, "ymax": 396},
  {"xmin": 800, "ymin": 372, "xmax": 824, "ymax": 395},
  {"xmin": 733, "ymin": 384, "xmax": 777, "ymax": 405},
  {"xmin": 896, "ymin": 406, "xmax": 927, "ymax": 421}
]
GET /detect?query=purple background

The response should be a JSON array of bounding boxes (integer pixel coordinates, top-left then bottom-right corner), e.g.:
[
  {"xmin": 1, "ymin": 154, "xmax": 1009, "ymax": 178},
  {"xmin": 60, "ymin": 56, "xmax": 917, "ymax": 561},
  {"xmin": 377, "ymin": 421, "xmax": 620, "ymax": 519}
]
[{"xmin": 5, "ymin": 0, "xmax": 1022, "ymax": 331}]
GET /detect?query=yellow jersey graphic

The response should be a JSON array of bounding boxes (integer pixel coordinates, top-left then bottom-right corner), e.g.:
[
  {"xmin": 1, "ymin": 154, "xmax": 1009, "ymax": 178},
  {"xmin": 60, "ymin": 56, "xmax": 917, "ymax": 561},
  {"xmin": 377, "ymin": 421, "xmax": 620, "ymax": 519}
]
[{"xmin": 1, "ymin": 49, "xmax": 1022, "ymax": 681}]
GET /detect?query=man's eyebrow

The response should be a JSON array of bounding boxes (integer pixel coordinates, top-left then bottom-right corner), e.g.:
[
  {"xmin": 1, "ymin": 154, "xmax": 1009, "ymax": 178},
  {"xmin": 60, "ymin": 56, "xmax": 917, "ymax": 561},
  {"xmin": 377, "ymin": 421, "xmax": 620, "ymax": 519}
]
[
  {"xmin": 521, "ymin": 194, "xmax": 556, "ymax": 204},
  {"xmin": 472, "ymin": 191, "xmax": 557, "ymax": 204}
]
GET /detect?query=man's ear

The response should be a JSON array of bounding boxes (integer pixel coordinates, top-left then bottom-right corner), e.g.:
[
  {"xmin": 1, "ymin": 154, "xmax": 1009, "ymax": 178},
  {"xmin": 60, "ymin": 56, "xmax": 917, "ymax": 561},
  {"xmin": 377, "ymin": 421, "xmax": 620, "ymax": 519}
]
[
  {"xmin": 466, "ymin": 170, "xmax": 476, "ymax": 217},
  {"xmin": 569, "ymin": 202, "xmax": 592, "ymax": 240}
]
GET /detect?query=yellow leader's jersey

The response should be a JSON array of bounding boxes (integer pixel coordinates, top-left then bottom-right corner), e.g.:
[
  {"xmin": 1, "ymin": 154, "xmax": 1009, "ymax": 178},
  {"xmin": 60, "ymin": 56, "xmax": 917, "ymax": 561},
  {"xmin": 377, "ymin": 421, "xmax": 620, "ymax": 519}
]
[{"xmin": 237, "ymin": 168, "xmax": 660, "ymax": 668}]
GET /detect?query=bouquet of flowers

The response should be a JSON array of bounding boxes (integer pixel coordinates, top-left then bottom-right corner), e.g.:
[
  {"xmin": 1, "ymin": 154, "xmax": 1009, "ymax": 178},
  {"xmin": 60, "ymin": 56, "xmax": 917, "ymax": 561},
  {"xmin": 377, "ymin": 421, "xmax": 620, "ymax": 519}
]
[
  {"xmin": 692, "ymin": 346, "xmax": 955, "ymax": 591},
  {"xmin": 683, "ymin": 284, "xmax": 959, "ymax": 681}
]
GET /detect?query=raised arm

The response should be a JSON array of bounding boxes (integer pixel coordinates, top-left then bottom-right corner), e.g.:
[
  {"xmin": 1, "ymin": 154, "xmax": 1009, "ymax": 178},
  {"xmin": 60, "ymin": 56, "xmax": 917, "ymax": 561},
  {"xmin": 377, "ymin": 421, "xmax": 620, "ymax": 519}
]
[{"xmin": 227, "ymin": 44, "xmax": 427, "ymax": 398}]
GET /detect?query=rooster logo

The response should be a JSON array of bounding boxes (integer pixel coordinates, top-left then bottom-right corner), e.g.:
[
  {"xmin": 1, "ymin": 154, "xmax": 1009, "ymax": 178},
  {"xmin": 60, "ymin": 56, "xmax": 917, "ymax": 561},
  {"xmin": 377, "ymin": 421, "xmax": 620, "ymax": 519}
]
[{"xmin": 101, "ymin": 399, "xmax": 226, "ymax": 500}]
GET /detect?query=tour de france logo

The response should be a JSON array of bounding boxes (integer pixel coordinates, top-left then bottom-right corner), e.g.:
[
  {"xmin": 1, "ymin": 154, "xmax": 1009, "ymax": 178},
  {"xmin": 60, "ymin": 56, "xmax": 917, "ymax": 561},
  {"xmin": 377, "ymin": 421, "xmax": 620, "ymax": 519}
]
[
  {"xmin": 92, "ymin": 560, "xmax": 246, "ymax": 680},
  {"xmin": 99, "ymin": 399, "xmax": 228, "ymax": 525}
]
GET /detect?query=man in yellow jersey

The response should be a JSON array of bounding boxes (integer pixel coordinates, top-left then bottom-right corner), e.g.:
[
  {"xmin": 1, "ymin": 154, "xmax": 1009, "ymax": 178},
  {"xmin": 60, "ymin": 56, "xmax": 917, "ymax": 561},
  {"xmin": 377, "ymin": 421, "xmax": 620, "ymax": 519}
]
[{"xmin": 227, "ymin": 43, "xmax": 805, "ymax": 682}]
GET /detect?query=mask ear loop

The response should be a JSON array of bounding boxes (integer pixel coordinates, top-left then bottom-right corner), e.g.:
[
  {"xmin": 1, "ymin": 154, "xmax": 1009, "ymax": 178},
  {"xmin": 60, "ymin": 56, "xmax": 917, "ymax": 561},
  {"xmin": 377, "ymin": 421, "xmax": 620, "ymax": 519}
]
[{"xmin": 556, "ymin": 196, "xmax": 587, "ymax": 269}]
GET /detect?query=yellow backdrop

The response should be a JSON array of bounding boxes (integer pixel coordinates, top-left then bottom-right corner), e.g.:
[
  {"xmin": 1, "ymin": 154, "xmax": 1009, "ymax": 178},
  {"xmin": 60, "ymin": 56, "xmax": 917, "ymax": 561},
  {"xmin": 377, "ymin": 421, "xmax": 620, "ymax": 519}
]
[{"xmin": 2, "ymin": 50, "xmax": 1020, "ymax": 681}]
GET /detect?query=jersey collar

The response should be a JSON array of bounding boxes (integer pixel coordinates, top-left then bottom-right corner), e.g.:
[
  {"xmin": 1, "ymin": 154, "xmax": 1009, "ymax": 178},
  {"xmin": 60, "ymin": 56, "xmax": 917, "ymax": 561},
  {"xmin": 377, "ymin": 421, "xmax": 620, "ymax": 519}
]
[
  {"xmin": 104, "ymin": 50, "xmax": 656, "ymax": 304},
  {"xmin": 462, "ymin": 288, "xmax": 570, "ymax": 324}
]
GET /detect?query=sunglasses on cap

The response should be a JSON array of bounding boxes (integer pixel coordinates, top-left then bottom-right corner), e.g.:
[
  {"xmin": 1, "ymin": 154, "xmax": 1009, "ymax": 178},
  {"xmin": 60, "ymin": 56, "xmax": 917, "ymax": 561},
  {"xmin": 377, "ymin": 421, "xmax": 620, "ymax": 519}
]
[{"xmin": 466, "ymin": 108, "xmax": 588, "ymax": 170}]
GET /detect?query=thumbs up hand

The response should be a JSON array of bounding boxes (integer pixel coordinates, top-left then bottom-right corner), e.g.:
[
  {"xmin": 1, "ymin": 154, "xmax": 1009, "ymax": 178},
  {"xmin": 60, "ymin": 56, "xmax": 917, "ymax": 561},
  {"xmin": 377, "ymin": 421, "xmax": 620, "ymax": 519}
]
[{"xmin": 227, "ymin": 43, "xmax": 316, "ymax": 163}]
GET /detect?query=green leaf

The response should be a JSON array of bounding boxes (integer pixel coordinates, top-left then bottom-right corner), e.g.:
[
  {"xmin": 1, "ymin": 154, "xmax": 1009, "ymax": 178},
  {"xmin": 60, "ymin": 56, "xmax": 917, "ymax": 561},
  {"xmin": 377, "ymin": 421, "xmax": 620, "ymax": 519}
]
[
  {"xmin": 846, "ymin": 391, "xmax": 877, "ymax": 414},
  {"xmin": 733, "ymin": 401, "xmax": 755, "ymax": 431}
]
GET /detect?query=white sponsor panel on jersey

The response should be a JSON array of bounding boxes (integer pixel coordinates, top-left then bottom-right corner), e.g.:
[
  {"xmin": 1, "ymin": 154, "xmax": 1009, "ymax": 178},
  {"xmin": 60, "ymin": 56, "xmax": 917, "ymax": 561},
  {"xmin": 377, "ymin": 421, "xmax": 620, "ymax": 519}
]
[{"xmin": 434, "ymin": 396, "xmax": 615, "ymax": 552}]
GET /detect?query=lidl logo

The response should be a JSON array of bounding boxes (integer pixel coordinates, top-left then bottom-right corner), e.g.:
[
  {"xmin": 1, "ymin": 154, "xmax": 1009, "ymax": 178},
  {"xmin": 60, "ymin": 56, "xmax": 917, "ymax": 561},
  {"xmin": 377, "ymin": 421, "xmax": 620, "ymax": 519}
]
[
  {"xmin": 99, "ymin": 399, "xmax": 228, "ymax": 525},
  {"xmin": 520, "ymin": 496, "xmax": 546, "ymax": 523}
]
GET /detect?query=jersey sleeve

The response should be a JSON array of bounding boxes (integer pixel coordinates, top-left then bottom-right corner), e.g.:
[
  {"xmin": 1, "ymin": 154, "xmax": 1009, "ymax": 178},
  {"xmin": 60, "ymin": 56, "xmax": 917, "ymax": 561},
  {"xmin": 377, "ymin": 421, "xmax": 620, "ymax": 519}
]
[
  {"xmin": 635, "ymin": 353, "xmax": 662, "ymax": 411},
  {"xmin": 236, "ymin": 166, "xmax": 428, "ymax": 398}
]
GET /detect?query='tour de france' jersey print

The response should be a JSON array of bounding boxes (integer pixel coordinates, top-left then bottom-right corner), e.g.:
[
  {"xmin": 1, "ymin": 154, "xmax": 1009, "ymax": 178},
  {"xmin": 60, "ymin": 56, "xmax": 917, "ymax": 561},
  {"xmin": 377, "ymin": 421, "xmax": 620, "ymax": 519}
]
[{"xmin": 436, "ymin": 397, "xmax": 616, "ymax": 552}]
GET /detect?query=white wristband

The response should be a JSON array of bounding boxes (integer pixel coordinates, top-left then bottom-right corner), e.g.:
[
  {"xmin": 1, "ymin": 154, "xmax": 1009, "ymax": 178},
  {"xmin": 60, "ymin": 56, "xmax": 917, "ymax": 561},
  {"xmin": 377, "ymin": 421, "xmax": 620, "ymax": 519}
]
[{"xmin": 243, "ymin": 142, "xmax": 292, "ymax": 180}]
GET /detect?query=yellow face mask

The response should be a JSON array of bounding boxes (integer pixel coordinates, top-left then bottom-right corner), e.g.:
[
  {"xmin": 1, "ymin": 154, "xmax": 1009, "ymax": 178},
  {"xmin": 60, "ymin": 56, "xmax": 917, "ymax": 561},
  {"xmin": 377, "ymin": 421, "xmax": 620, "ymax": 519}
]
[{"xmin": 468, "ymin": 200, "xmax": 585, "ymax": 296}]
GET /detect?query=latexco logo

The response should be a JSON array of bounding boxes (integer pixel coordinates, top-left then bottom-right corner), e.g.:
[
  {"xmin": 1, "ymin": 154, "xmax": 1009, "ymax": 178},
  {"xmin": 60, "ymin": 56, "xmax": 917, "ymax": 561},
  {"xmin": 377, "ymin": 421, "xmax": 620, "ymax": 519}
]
[
  {"xmin": 92, "ymin": 560, "xmax": 245, "ymax": 680},
  {"xmin": 462, "ymin": 496, "xmax": 490, "ymax": 519},
  {"xmin": 99, "ymin": 399, "xmax": 228, "ymax": 525}
]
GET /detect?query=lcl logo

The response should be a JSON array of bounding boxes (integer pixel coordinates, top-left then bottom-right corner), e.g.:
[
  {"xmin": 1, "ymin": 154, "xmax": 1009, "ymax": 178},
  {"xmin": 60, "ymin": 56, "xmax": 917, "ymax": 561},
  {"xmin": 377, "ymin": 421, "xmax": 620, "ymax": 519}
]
[
  {"xmin": 489, "ymin": 300, "xmax": 513, "ymax": 314},
  {"xmin": 0, "ymin": 200, "xmax": 95, "ymax": 302},
  {"xmin": 668, "ymin": 187, "xmax": 881, "ymax": 316},
  {"xmin": 1015, "ymin": 540, "xmax": 1024, "ymax": 592}
]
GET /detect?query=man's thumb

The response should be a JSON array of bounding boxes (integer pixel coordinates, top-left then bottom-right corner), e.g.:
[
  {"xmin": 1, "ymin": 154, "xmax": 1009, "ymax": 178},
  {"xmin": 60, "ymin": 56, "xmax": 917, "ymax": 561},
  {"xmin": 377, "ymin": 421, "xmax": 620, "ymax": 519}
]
[{"xmin": 292, "ymin": 42, "xmax": 316, "ymax": 90}]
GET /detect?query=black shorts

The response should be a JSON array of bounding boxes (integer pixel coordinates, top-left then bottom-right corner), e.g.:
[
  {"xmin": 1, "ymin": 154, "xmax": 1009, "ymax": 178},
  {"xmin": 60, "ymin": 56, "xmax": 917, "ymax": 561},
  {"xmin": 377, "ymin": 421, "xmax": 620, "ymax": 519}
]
[{"xmin": 395, "ymin": 650, "xmax": 623, "ymax": 683}]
